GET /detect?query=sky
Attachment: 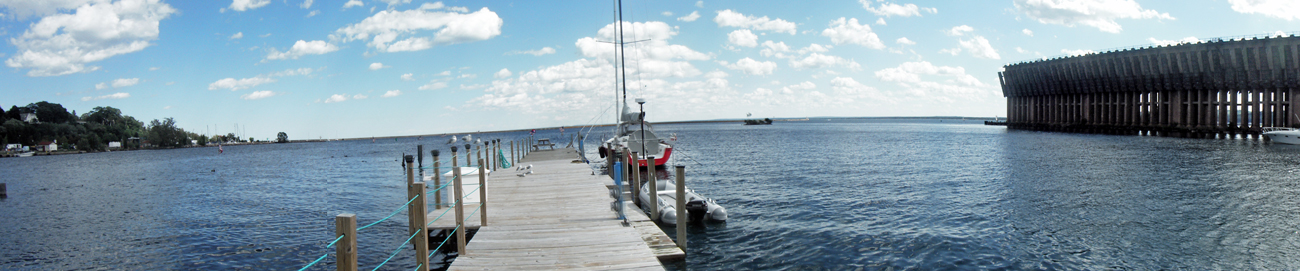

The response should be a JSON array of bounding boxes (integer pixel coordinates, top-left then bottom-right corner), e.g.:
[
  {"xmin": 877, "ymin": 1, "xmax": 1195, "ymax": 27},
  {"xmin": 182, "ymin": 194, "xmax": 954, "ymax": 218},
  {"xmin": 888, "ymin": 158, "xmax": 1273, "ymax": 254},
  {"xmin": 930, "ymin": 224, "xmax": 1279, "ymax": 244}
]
[{"xmin": 3, "ymin": 0, "xmax": 1300, "ymax": 140}]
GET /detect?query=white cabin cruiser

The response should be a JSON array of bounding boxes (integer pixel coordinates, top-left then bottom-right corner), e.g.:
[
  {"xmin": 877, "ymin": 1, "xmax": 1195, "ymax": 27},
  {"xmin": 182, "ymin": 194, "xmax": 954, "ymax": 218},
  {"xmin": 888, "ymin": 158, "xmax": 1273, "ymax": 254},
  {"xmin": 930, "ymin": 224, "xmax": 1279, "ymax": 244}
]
[
  {"xmin": 1263, "ymin": 127, "xmax": 1300, "ymax": 145},
  {"xmin": 638, "ymin": 179, "xmax": 726, "ymax": 225}
]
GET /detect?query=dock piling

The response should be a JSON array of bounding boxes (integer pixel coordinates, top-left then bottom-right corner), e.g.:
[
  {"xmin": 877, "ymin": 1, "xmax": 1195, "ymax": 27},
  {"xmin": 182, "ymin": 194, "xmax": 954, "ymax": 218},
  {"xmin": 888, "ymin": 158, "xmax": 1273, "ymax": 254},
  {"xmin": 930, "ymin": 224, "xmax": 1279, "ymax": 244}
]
[
  {"xmin": 411, "ymin": 182, "xmax": 429, "ymax": 271},
  {"xmin": 464, "ymin": 144, "xmax": 471, "ymax": 166},
  {"xmin": 675, "ymin": 165, "xmax": 687, "ymax": 250},
  {"xmin": 631, "ymin": 151, "xmax": 640, "ymax": 208},
  {"xmin": 648, "ymin": 155, "xmax": 658, "ymax": 221},
  {"xmin": 432, "ymin": 150, "xmax": 441, "ymax": 210},
  {"xmin": 453, "ymin": 166, "xmax": 467, "ymax": 255},
  {"xmin": 335, "ymin": 213, "xmax": 358, "ymax": 271},
  {"xmin": 405, "ymin": 155, "xmax": 417, "ymax": 238},
  {"xmin": 1, "ymin": 183, "xmax": 6, "ymax": 198},
  {"xmin": 478, "ymin": 159, "xmax": 488, "ymax": 227},
  {"xmin": 417, "ymin": 145, "xmax": 424, "ymax": 171}
]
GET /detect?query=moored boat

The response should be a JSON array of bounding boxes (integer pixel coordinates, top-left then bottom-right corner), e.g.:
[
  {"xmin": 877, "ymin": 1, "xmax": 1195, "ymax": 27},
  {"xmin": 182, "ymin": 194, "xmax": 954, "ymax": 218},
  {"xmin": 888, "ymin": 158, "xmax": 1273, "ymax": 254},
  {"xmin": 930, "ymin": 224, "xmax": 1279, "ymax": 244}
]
[
  {"xmin": 1263, "ymin": 127, "xmax": 1300, "ymax": 144},
  {"xmin": 638, "ymin": 178, "xmax": 727, "ymax": 225}
]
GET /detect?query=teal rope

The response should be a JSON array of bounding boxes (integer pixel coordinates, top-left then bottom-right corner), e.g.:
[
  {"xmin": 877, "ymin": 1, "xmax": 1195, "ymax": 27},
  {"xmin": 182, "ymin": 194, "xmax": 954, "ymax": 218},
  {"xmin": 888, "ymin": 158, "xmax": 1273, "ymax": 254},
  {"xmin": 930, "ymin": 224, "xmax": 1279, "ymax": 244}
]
[
  {"xmin": 358, "ymin": 194, "xmax": 420, "ymax": 231},
  {"xmin": 426, "ymin": 199, "xmax": 458, "ymax": 227},
  {"xmin": 411, "ymin": 263, "xmax": 423, "ymax": 271},
  {"xmin": 428, "ymin": 225, "xmax": 460, "ymax": 258},
  {"xmin": 426, "ymin": 178, "xmax": 454, "ymax": 196},
  {"xmin": 327, "ymin": 234, "xmax": 345, "ymax": 248},
  {"xmin": 299, "ymin": 253, "xmax": 330, "ymax": 271},
  {"xmin": 372, "ymin": 229, "xmax": 423, "ymax": 271}
]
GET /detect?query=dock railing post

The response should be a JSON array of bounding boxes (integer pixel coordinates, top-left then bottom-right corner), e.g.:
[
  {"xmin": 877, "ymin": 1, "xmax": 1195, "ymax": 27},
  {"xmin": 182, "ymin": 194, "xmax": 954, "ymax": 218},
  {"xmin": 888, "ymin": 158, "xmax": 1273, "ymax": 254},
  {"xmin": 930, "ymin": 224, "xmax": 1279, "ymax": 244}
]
[
  {"xmin": 453, "ymin": 166, "xmax": 467, "ymax": 255},
  {"xmin": 417, "ymin": 145, "xmax": 424, "ymax": 172},
  {"xmin": 464, "ymin": 144, "xmax": 472, "ymax": 167},
  {"xmin": 478, "ymin": 159, "xmax": 488, "ymax": 226},
  {"xmin": 412, "ymin": 182, "xmax": 429, "ymax": 271},
  {"xmin": 510, "ymin": 141, "xmax": 515, "ymax": 164},
  {"xmin": 631, "ymin": 151, "xmax": 640, "ymax": 208},
  {"xmin": 648, "ymin": 155, "xmax": 658, "ymax": 221},
  {"xmin": 336, "ymin": 213, "xmax": 358, "ymax": 271},
  {"xmin": 475, "ymin": 144, "xmax": 483, "ymax": 171},
  {"xmin": 405, "ymin": 155, "xmax": 417, "ymax": 238},
  {"xmin": 675, "ymin": 165, "xmax": 687, "ymax": 250},
  {"xmin": 433, "ymin": 150, "xmax": 441, "ymax": 210}
]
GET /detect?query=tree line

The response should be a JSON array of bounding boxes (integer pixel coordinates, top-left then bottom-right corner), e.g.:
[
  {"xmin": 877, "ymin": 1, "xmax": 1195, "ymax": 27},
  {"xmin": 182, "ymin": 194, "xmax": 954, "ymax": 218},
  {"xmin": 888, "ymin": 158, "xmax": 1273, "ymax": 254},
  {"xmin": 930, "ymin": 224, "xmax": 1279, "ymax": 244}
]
[{"xmin": 1, "ymin": 101, "xmax": 239, "ymax": 152}]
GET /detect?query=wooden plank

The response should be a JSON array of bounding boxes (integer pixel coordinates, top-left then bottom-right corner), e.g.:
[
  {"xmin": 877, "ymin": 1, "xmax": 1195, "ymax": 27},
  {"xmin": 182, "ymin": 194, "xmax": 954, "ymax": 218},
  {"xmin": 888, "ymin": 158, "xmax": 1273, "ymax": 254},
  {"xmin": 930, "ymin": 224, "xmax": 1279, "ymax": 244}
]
[{"xmin": 440, "ymin": 148, "xmax": 672, "ymax": 270}]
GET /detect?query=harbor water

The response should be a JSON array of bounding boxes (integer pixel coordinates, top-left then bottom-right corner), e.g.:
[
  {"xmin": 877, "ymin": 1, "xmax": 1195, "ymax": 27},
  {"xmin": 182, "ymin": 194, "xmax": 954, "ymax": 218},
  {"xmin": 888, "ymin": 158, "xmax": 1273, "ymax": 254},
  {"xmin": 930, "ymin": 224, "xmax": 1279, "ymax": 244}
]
[{"xmin": 4, "ymin": 119, "xmax": 1300, "ymax": 270}]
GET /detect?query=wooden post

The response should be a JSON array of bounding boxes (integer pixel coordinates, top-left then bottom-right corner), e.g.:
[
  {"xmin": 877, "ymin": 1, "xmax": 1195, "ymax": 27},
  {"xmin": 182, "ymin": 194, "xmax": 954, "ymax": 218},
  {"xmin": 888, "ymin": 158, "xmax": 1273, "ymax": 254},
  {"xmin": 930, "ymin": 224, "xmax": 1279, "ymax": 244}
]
[
  {"xmin": 453, "ymin": 166, "xmax": 467, "ymax": 255},
  {"xmin": 412, "ymin": 182, "xmax": 429, "ymax": 271},
  {"xmin": 433, "ymin": 150, "xmax": 441, "ymax": 210},
  {"xmin": 648, "ymin": 155, "xmax": 658, "ymax": 221},
  {"xmin": 464, "ymin": 144, "xmax": 472, "ymax": 166},
  {"xmin": 478, "ymin": 159, "xmax": 488, "ymax": 226},
  {"xmin": 475, "ymin": 144, "xmax": 482, "ymax": 170},
  {"xmin": 630, "ymin": 151, "xmax": 640, "ymax": 208},
  {"xmin": 675, "ymin": 165, "xmax": 687, "ymax": 250},
  {"xmin": 510, "ymin": 141, "xmax": 515, "ymax": 164},
  {"xmin": 335, "ymin": 213, "xmax": 358, "ymax": 271},
  {"xmin": 405, "ymin": 155, "xmax": 417, "ymax": 238},
  {"xmin": 417, "ymin": 145, "xmax": 424, "ymax": 171}
]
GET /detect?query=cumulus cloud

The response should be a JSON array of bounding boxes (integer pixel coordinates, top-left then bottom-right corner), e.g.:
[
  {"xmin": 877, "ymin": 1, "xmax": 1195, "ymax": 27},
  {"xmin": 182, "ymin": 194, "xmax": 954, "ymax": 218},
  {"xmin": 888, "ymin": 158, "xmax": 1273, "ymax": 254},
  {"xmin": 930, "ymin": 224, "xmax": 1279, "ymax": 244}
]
[
  {"xmin": 369, "ymin": 62, "xmax": 387, "ymax": 70},
  {"xmin": 4, "ymin": 0, "xmax": 176, "ymax": 77},
  {"xmin": 822, "ymin": 17, "xmax": 884, "ymax": 49},
  {"xmin": 265, "ymin": 40, "xmax": 338, "ymax": 61},
  {"xmin": 419, "ymin": 80, "xmax": 448, "ymax": 90},
  {"xmin": 401, "ymin": 73, "xmax": 414, "ymax": 80},
  {"xmin": 945, "ymin": 25, "xmax": 974, "ymax": 36},
  {"xmin": 208, "ymin": 68, "xmax": 315, "ymax": 91},
  {"xmin": 1022, "ymin": 29, "xmax": 1034, "ymax": 36},
  {"xmin": 875, "ymin": 18, "xmax": 886, "ymax": 25},
  {"xmin": 859, "ymin": 0, "xmax": 936, "ymax": 17},
  {"xmin": 81, "ymin": 92, "xmax": 130, "ymax": 101},
  {"xmin": 723, "ymin": 57, "xmax": 777, "ymax": 75},
  {"xmin": 230, "ymin": 32, "xmax": 244, "ymax": 40},
  {"xmin": 782, "ymin": 81, "xmax": 815, "ymax": 94},
  {"xmin": 300, "ymin": 0, "xmax": 313, "ymax": 9},
  {"xmin": 727, "ymin": 29, "xmax": 758, "ymax": 47},
  {"xmin": 1148, "ymin": 36, "xmax": 1200, "ymax": 46},
  {"xmin": 110, "ymin": 78, "xmax": 140, "ymax": 88},
  {"xmin": 714, "ymin": 9, "xmax": 796, "ymax": 34},
  {"xmin": 353, "ymin": 94, "xmax": 368, "ymax": 100},
  {"xmin": 874, "ymin": 61, "xmax": 989, "ymax": 100},
  {"xmin": 896, "ymin": 37, "xmax": 916, "ymax": 45},
  {"xmin": 324, "ymin": 94, "xmax": 348, "ymax": 103},
  {"xmin": 574, "ymin": 21, "xmax": 709, "ymax": 78},
  {"xmin": 1229, "ymin": 0, "xmax": 1300, "ymax": 20},
  {"xmin": 494, "ymin": 68, "xmax": 512, "ymax": 78},
  {"xmin": 223, "ymin": 0, "xmax": 270, "ymax": 12},
  {"xmin": 829, "ymin": 77, "xmax": 888, "ymax": 103},
  {"xmin": 343, "ymin": 0, "xmax": 363, "ymax": 9},
  {"xmin": 382, "ymin": 90, "xmax": 402, "ymax": 97},
  {"xmin": 959, "ymin": 36, "xmax": 1000, "ymax": 59},
  {"xmin": 505, "ymin": 47, "xmax": 557, "ymax": 56},
  {"xmin": 677, "ymin": 11, "xmax": 700, "ymax": 22},
  {"xmin": 240, "ymin": 90, "xmax": 276, "ymax": 100},
  {"xmin": 1014, "ymin": 0, "xmax": 1173, "ymax": 33},
  {"xmin": 790, "ymin": 53, "xmax": 859, "ymax": 70},
  {"xmin": 332, "ymin": 6, "xmax": 503, "ymax": 53}
]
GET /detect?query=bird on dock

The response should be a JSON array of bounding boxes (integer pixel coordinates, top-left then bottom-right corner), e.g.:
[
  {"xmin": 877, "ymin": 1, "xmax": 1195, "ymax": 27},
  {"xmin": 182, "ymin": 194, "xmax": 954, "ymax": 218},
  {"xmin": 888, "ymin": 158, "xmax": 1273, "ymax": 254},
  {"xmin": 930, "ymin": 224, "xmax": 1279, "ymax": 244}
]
[
  {"xmin": 446, "ymin": 135, "xmax": 458, "ymax": 144},
  {"xmin": 463, "ymin": 134, "xmax": 472, "ymax": 143}
]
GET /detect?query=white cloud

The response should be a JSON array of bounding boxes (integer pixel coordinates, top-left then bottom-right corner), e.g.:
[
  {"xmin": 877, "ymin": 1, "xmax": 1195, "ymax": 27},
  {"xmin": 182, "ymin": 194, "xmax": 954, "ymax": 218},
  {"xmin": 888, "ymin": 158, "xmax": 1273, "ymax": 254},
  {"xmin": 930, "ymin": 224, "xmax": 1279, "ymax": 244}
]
[
  {"xmin": 829, "ymin": 77, "xmax": 887, "ymax": 103},
  {"xmin": 265, "ymin": 40, "xmax": 338, "ymax": 61},
  {"xmin": 380, "ymin": 0, "xmax": 412, "ymax": 8},
  {"xmin": 382, "ymin": 90, "xmax": 402, "ymax": 97},
  {"xmin": 945, "ymin": 25, "xmax": 974, "ymax": 36},
  {"xmin": 782, "ymin": 81, "xmax": 815, "ymax": 94},
  {"xmin": 790, "ymin": 53, "xmax": 858, "ymax": 70},
  {"xmin": 436, "ymin": 71, "xmax": 451, "ymax": 76},
  {"xmin": 494, "ymin": 68, "xmax": 512, "ymax": 78},
  {"xmin": 859, "ymin": 0, "xmax": 935, "ymax": 17},
  {"xmin": 677, "ymin": 11, "xmax": 700, "ymax": 22},
  {"xmin": 343, "ymin": 0, "xmax": 363, "ymax": 9},
  {"xmin": 1022, "ymin": 29, "xmax": 1034, "ymax": 36},
  {"xmin": 574, "ymin": 21, "xmax": 709, "ymax": 78},
  {"xmin": 230, "ymin": 32, "xmax": 244, "ymax": 40},
  {"xmin": 208, "ymin": 68, "xmax": 314, "ymax": 90},
  {"xmin": 1061, "ymin": 48, "xmax": 1096, "ymax": 56},
  {"xmin": 714, "ymin": 9, "xmax": 796, "ymax": 34},
  {"xmin": 662, "ymin": 11, "xmax": 672, "ymax": 16},
  {"xmin": 875, "ymin": 18, "xmax": 886, "ymax": 25},
  {"xmin": 696, "ymin": 1, "xmax": 703, "ymax": 8},
  {"xmin": 506, "ymin": 47, "xmax": 557, "ymax": 56},
  {"xmin": 458, "ymin": 73, "xmax": 477, "ymax": 79},
  {"xmin": 105, "ymin": 78, "xmax": 140, "ymax": 88},
  {"xmin": 259, "ymin": 33, "xmax": 271, "ymax": 38},
  {"xmin": 353, "ymin": 94, "xmax": 368, "ymax": 100},
  {"xmin": 300, "ymin": 0, "xmax": 313, "ymax": 9},
  {"xmin": 419, "ymin": 80, "xmax": 448, "ymax": 90},
  {"xmin": 1228, "ymin": 0, "xmax": 1300, "ymax": 21},
  {"xmin": 723, "ymin": 57, "xmax": 777, "ymax": 75},
  {"xmin": 896, "ymin": 37, "xmax": 916, "ymax": 45},
  {"xmin": 401, "ymin": 73, "xmax": 414, "ymax": 80},
  {"xmin": 4, "ymin": 0, "xmax": 176, "ymax": 77},
  {"xmin": 323, "ymin": 94, "xmax": 348, "ymax": 103},
  {"xmin": 874, "ymin": 61, "xmax": 989, "ymax": 100},
  {"xmin": 822, "ymin": 18, "xmax": 884, "ymax": 49},
  {"xmin": 369, "ymin": 62, "xmax": 387, "ymax": 70},
  {"xmin": 81, "ymin": 92, "xmax": 130, "ymax": 101},
  {"xmin": 958, "ymin": 36, "xmax": 1000, "ymax": 59},
  {"xmin": 760, "ymin": 40, "xmax": 791, "ymax": 57},
  {"xmin": 306, "ymin": 10, "xmax": 319, "ymax": 17},
  {"xmin": 1148, "ymin": 36, "xmax": 1200, "ymax": 46},
  {"xmin": 1014, "ymin": 0, "xmax": 1174, "ymax": 33},
  {"xmin": 333, "ymin": 7, "xmax": 503, "ymax": 53},
  {"xmin": 94, "ymin": 82, "xmax": 107, "ymax": 90},
  {"xmin": 727, "ymin": 29, "xmax": 758, "ymax": 47},
  {"xmin": 223, "ymin": 0, "xmax": 270, "ymax": 12},
  {"xmin": 240, "ymin": 90, "xmax": 276, "ymax": 100}
]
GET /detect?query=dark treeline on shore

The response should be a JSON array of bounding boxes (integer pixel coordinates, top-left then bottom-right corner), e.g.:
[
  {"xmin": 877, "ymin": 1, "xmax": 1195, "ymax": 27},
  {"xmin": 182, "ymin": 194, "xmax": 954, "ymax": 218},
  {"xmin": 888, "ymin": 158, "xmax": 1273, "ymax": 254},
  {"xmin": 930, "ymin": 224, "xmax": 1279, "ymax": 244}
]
[{"xmin": 2, "ymin": 101, "xmax": 244, "ymax": 152}]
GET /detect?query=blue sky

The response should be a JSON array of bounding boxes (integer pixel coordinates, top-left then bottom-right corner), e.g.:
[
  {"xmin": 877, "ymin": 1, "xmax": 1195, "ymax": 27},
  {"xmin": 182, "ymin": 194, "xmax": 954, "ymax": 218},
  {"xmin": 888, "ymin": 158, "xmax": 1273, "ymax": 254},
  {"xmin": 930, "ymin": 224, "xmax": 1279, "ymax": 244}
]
[{"xmin": 3, "ymin": 0, "xmax": 1300, "ymax": 140}]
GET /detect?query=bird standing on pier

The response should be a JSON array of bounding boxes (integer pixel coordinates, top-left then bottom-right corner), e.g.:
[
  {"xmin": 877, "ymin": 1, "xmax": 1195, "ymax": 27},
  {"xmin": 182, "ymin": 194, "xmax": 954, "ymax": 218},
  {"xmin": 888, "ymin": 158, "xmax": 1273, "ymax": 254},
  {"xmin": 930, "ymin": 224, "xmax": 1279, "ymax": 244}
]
[{"xmin": 446, "ymin": 135, "xmax": 458, "ymax": 144}]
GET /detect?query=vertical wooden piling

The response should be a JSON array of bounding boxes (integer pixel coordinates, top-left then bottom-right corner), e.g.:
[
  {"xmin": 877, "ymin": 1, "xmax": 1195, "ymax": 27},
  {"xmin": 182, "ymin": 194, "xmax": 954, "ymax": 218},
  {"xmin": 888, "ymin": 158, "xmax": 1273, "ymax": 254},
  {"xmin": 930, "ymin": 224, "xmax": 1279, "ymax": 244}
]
[
  {"xmin": 412, "ymin": 182, "xmax": 429, "ymax": 271},
  {"xmin": 453, "ymin": 166, "xmax": 467, "ymax": 255},
  {"xmin": 478, "ymin": 159, "xmax": 488, "ymax": 226},
  {"xmin": 335, "ymin": 213, "xmax": 358, "ymax": 271},
  {"xmin": 433, "ymin": 150, "xmax": 441, "ymax": 210},
  {"xmin": 630, "ymin": 151, "xmax": 640, "ymax": 208},
  {"xmin": 476, "ymin": 144, "xmax": 482, "ymax": 170},
  {"xmin": 510, "ymin": 141, "xmax": 515, "ymax": 164},
  {"xmin": 464, "ymin": 144, "xmax": 472, "ymax": 166},
  {"xmin": 405, "ymin": 156, "xmax": 417, "ymax": 237},
  {"xmin": 648, "ymin": 155, "xmax": 658, "ymax": 221},
  {"xmin": 675, "ymin": 165, "xmax": 687, "ymax": 250},
  {"xmin": 417, "ymin": 145, "xmax": 424, "ymax": 171}
]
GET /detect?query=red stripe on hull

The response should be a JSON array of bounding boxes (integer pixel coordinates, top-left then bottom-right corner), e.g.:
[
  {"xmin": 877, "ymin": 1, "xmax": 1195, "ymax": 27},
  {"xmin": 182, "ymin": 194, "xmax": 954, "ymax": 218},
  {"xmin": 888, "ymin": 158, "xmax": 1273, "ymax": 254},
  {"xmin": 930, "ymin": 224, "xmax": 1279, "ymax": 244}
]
[{"xmin": 637, "ymin": 147, "xmax": 672, "ymax": 167}]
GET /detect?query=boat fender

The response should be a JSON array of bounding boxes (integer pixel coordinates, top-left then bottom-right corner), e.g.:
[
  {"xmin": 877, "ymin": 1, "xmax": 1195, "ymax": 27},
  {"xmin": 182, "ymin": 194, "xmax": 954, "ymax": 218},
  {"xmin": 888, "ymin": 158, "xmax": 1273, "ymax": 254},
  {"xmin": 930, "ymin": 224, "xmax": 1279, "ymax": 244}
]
[{"xmin": 598, "ymin": 146, "xmax": 608, "ymax": 158}]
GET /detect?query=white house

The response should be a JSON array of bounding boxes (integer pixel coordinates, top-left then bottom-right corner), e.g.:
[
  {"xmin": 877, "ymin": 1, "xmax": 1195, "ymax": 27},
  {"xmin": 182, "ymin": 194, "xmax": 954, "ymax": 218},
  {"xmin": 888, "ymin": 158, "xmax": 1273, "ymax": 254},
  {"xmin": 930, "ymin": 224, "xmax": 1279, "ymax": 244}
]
[
  {"xmin": 20, "ymin": 113, "xmax": 38, "ymax": 124},
  {"xmin": 37, "ymin": 140, "xmax": 57, "ymax": 152},
  {"xmin": 108, "ymin": 141, "xmax": 122, "ymax": 148}
]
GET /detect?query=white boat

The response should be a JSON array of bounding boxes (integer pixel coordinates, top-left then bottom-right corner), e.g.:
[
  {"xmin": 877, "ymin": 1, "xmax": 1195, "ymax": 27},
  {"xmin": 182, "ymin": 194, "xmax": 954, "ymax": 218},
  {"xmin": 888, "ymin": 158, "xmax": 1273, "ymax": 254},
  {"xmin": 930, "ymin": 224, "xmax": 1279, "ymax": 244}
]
[
  {"xmin": 17, "ymin": 151, "xmax": 34, "ymax": 157},
  {"xmin": 637, "ymin": 179, "xmax": 727, "ymax": 225},
  {"xmin": 1263, "ymin": 127, "xmax": 1300, "ymax": 144}
]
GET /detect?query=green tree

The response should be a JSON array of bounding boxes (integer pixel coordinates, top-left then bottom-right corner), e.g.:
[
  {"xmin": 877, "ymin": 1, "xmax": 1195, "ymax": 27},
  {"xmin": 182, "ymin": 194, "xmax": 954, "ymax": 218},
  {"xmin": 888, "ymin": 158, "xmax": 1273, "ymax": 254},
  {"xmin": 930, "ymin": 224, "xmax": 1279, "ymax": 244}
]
[
  {"xmin": 276, "ymin": 132, "xmax": 288, "ymax": 143},
  {"xmin": 29, "ymin": 101, "xmax": 75, "ymax": 124},
  {"xmin": 147, "ymin": 118, "xmax": 187, "ymax": 148}
]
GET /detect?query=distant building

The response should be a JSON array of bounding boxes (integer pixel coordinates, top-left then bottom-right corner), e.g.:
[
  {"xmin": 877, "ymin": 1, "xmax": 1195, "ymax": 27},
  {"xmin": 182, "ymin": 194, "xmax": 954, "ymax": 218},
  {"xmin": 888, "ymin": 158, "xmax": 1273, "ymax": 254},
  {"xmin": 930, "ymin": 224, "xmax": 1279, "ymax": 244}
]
[
  {"xmin": 20, "ymin": 113, "xmax": 38, "ymax": 124},
  {"xmin": 108, "ymin": 141, "xmax": 122, "ymax": 149},
  {"xmin": 4, "ymin": 144, "xmax": 20, "ymax": 151},
  {"xmin": 37, "ymin": 140, "xmax": 57, "ymax": 152}
]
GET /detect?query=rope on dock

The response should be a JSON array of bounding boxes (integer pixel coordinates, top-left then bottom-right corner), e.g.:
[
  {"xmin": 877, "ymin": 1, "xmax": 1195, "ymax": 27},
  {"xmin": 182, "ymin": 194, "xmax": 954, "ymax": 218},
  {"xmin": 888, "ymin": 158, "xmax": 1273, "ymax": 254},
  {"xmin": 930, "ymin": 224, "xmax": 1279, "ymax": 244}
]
[
  {"xmin": 358, "ymin": 194, "xmax": 420, "ymax": 231},
  {"xmin": 429, "ymin": 225, "xmax": 459, "ymax": 258},
  {"xmin": 372, "ymin": 228, "xmax": 424, "ymax": 271},
  {"xmin": 411, "ymin": 263, "xmax": 423, "ymax": 271},
  {"xmin": 296, "ymin": 234, "xmax": 347, "ymax": 271}
]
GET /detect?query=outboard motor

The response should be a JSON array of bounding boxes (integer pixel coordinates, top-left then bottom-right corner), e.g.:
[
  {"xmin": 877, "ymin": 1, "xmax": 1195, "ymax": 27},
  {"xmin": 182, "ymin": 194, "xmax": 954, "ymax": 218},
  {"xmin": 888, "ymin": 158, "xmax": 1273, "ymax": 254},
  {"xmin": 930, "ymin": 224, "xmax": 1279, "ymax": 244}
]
[{"xmin": 686, "ymin": 199, "xmax": 709, "ymax": 224}]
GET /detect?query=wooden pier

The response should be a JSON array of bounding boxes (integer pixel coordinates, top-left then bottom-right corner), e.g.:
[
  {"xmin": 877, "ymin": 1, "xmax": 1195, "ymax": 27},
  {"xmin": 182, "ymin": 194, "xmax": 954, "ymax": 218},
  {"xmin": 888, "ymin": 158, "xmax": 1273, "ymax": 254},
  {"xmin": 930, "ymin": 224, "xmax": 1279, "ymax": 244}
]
[{"xmin": 431, "ymin": 148, "xmax": 683, "ymax": 270}]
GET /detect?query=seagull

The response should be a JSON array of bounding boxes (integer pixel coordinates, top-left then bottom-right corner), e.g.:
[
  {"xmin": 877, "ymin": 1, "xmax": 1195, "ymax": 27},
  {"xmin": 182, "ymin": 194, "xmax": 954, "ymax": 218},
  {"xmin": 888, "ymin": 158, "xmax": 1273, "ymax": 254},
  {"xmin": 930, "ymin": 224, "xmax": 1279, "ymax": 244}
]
[
  {"xmin": 446, "ymin": 135, "xmax": 458, "ymax": 144},
  {"xmin": 463, "ymin": 134, "xmax": 472, "ymax": 143},
  {"xmin": 475, "ymin": 138, "xmax": 482, "ymax": 145}
]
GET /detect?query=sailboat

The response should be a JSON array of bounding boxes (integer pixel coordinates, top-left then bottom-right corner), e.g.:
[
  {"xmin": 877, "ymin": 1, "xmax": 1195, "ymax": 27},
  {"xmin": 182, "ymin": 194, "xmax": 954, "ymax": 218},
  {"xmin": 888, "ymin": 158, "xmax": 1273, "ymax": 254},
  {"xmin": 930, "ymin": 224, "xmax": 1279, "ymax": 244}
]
[{"xmin": 600, "ymin": 0, "xmax": 673, "ymax": 168}]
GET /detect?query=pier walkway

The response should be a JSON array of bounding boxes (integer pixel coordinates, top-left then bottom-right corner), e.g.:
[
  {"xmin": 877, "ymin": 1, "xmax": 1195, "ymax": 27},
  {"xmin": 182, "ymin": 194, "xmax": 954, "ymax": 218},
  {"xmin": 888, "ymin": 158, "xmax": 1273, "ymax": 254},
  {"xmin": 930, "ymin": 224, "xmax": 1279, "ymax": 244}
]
[{"xmin": 434, "ymin": 148, "xmax": 679, "ymax": 270}]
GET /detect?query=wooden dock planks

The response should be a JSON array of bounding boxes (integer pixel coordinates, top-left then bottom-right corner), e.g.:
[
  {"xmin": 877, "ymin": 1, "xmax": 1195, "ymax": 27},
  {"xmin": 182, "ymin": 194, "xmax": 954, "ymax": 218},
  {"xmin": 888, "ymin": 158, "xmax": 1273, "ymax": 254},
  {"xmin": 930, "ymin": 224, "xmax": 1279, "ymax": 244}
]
[{"xmin": 440, "ymin": 148, "xmax": 673, "ymax": 270}]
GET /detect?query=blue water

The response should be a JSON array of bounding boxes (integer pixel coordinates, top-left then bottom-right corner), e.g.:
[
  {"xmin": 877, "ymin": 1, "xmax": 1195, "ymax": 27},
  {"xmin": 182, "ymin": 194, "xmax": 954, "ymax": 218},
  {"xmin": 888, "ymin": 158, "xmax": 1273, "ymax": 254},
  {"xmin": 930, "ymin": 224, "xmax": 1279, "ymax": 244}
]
[{"xmin": 4, "ymin": 119, "xmax": 1300, "ymax": 270}]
